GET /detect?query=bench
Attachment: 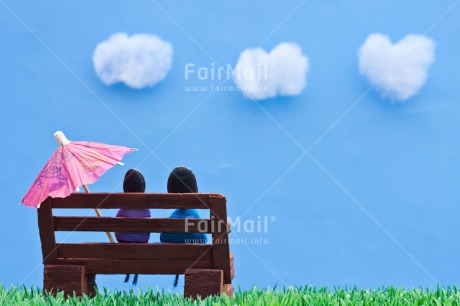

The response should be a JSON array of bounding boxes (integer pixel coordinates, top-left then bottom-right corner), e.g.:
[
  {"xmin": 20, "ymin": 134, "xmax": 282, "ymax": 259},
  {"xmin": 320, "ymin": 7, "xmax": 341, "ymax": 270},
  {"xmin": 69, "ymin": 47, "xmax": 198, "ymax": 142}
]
[{"xmin": 37, "ymin": 193, "xmax": 234, "ymax": 298}]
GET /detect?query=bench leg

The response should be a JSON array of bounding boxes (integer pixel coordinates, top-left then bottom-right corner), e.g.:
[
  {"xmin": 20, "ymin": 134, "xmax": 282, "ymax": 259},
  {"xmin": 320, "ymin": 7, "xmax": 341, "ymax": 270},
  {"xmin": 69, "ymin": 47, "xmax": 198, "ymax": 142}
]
[
  {"xmin": 184, "ymin": 269, "xmax": 233, "ymax": 299},
  {"xmin": 84, "ymin": 273, "xmax": 98, "ymax": 297},
  {"xmin": 223, "ymin": 283, "xmax": 234, "ymax": 297},
  {"xmin": 44, "ymin": 265, "xmax": 97, "ymax": 298}
]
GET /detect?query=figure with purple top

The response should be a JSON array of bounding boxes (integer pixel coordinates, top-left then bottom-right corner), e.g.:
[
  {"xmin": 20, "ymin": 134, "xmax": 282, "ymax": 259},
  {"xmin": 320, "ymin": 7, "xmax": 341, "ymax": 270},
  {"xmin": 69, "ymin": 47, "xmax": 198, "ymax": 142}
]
[{"xmin": 115, "ymin": 169, "xmax": 150, "ymax": 285}]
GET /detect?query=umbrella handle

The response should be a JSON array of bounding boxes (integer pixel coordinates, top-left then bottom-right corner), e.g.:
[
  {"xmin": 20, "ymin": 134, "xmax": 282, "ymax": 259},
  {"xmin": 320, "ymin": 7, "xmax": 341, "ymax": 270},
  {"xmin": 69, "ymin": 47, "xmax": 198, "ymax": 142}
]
[
  {"xmin": 83, "ymin": 185, "xmax": 115, "ymax": 243},
  {"xmin": 94, "ymin": 208, "xmax": 115, "ymax": 243}
]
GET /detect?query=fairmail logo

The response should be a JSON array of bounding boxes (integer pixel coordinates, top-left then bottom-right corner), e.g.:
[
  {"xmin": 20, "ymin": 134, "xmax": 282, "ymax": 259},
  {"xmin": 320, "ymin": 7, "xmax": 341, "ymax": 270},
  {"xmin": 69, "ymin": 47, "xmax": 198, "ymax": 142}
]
[{"xmin": 184, "ymin": 215, "xmax": 276, "ymax": 233}]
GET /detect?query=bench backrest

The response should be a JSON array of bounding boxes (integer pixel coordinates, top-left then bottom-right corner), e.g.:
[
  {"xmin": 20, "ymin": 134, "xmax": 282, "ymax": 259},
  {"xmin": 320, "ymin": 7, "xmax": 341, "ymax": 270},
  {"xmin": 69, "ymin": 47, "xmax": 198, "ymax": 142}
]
[{"xmin": 38, "ymin": 193, "xmax": 232, "ymax": 284}]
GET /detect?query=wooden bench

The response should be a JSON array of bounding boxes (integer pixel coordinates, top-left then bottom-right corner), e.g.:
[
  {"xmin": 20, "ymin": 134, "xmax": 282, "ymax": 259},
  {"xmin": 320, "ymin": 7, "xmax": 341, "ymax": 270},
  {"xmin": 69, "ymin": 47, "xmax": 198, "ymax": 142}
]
[{"xmin": 37, "ymin": 193, "xmax": 234, "ymax": 298}]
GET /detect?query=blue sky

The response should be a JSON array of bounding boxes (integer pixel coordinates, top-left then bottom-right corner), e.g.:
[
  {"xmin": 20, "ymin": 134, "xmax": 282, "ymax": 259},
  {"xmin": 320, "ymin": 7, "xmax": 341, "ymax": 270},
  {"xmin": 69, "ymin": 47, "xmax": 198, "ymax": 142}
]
[{"xmin": 1, "ymin": 0, "xmax": 460, "ymax": 292}]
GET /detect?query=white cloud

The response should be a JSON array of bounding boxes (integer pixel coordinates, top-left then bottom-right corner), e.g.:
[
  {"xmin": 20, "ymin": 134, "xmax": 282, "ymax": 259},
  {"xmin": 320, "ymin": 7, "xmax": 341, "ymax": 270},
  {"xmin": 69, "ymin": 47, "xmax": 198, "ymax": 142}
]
[
  {"xmin": 233, "ymin": 42, "xmax": 309, "ymax": 100},
  {"xmin": 358, "ymin": 33, "xmax": 435, "ymax": 102},
  {"xmin": 93, "ymin": 33, "xmax": 173, "ymax": 89}
]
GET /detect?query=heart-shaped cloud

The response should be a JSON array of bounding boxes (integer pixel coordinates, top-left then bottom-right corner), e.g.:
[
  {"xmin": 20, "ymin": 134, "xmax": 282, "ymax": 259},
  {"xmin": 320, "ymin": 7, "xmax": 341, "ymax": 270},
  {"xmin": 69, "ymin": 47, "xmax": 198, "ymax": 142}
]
[
  {"xmin": 358, "ymin": 33, "xmax": 435, "ymax": 102},
  {"xmin": 233, "ymin": 42, "xmax": 309, "ymax": 100}
]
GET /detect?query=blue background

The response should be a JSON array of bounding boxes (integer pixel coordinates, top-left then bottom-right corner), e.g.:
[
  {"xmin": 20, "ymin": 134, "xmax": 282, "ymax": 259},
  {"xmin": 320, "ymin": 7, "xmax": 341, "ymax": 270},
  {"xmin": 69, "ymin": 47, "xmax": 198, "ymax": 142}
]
[{"xmin": 1, "ymin": 0, "xmax": 460, "ymax": 292}]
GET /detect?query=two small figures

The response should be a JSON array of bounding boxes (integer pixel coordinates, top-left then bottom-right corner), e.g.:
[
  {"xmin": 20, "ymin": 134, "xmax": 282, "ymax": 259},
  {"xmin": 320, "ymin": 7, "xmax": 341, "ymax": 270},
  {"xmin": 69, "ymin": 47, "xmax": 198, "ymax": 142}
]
[{"xmin": 115, "ymin": 166, "xmax": 206, "ymax": 286}]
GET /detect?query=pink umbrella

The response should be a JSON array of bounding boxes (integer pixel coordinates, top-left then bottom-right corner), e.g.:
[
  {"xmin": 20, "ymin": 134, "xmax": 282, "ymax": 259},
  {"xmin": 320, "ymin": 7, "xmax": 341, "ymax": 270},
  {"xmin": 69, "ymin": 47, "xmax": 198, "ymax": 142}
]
[{"xmin": 22, "ymin": 131, "xmax": 136, "ymax": 242}]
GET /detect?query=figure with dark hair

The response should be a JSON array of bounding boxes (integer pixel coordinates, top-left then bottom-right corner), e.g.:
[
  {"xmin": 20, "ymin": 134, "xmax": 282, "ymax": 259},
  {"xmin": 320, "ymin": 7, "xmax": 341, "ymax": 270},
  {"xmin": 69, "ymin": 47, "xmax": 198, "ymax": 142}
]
[
  {"xmin": 115, "ymin": 169, "xmax": 150, "ymax": 285},
  {"xmin": 160, "ymin": 166, "xmax": 207, "ymax": 286}
]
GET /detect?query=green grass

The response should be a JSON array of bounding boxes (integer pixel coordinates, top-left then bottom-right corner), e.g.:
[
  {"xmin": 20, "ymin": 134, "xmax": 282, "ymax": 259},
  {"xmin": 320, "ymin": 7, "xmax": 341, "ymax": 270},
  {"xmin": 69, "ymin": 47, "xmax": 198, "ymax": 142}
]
[{"xmin": 2, "ymin": 285, "xmax": 460, "ymax": 305}]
